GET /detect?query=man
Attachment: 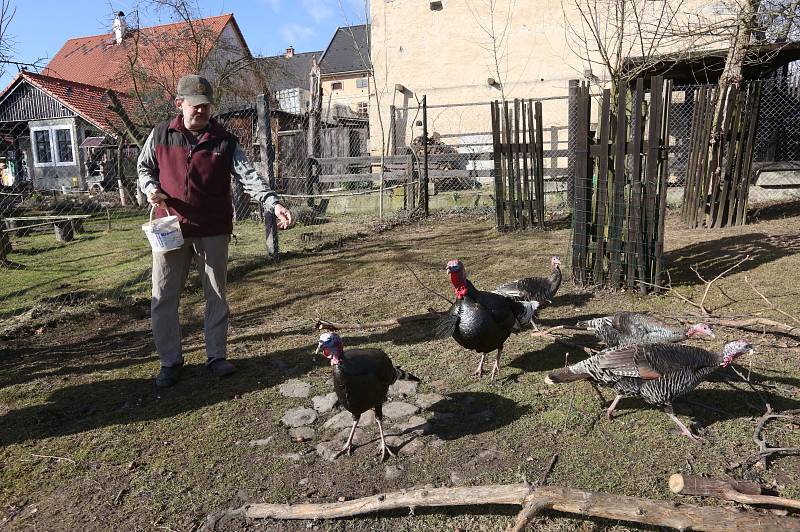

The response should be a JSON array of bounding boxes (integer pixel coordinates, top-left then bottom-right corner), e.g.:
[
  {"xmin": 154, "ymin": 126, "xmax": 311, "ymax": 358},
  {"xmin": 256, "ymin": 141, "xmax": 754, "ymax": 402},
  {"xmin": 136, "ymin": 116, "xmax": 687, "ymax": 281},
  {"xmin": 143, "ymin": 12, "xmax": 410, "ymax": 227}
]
[{"xmin": 138, "ymin": 74, "xmax": 292, "ymax": 387}]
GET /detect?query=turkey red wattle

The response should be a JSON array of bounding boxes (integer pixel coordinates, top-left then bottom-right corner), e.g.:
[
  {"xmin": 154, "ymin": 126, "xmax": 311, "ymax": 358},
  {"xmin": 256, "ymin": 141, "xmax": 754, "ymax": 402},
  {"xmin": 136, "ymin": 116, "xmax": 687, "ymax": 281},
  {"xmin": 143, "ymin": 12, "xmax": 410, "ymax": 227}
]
[{"xmin": 447, "ymin": 268, "xmax": 468, "ymax": 299}]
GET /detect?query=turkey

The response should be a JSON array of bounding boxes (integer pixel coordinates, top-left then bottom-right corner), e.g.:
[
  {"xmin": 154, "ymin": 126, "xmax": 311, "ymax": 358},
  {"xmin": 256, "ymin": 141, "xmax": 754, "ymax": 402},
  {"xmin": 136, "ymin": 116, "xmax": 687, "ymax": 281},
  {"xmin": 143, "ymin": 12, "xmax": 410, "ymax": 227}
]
[
  {"xmin": 435, "ymin": 259, "xmax": 544, "ymax": 380},
  {"xmin": 544, "ymin": 340, "xmax": 753, "ymax": 440},
  {"xmin": 570, "ymin": 311, "xmax": 715, "ymax": 347},
  {"xmin": 315, "ymin": 332, "xmax": 420, "ymax": 461},
  {"xmin": 493, "ymin": 256, "xmax": 562, "ymax": 303}
]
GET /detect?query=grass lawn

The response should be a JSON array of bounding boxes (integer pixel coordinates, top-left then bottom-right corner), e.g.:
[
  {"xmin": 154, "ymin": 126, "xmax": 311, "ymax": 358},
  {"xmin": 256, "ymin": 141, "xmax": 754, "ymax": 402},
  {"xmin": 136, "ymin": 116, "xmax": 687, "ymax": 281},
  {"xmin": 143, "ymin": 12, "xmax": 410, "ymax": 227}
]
[{"xmin": 1, "ymin": 205, "xmax": 799, "ymax": 531}]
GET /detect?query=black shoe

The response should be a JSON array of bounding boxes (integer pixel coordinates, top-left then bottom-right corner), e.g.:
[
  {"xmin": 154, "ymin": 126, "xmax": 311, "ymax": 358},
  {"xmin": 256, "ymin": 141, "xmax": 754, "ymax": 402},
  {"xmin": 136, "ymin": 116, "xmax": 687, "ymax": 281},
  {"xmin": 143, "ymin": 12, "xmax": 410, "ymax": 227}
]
[
  {"xmin": 207, "ymin": 358, "xmax": 236, "ymax": 378},
  {"xmin": 155, "ymin": 364, "xmax": 182, "ymax": 387}
]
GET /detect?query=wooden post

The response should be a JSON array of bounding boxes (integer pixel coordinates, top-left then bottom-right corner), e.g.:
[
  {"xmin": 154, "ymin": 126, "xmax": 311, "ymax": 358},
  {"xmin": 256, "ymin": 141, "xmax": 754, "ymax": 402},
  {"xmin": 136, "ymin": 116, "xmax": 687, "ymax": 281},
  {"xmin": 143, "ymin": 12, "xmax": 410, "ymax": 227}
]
[
  {"xmin": 491, "ymin": 101, "xmax": 505, "ymax": 229},
  {"xmin": 592, "ymin": 89, "xmax": 611, "ymax": 286},
  {"xmin": 257, "ymin": 94, "xmax": 279, "ymax": 261},
  {"xmin": 567, "ymin": 80, "xmax": 579, "ymax": 208},
  {"xmin": 534, "ymin": 101, "xmax": 545, "ymax": 229},
  {"xmin": 421, "ymin": 95, "xmax": 429, "ymax": 216},
  {"xmin": 0, "ymin": 217, "xmax": 10, "ymax": 262},
  {"xmin": 307, "ymin": 59, "xmax": 321, "ymax": 208}
]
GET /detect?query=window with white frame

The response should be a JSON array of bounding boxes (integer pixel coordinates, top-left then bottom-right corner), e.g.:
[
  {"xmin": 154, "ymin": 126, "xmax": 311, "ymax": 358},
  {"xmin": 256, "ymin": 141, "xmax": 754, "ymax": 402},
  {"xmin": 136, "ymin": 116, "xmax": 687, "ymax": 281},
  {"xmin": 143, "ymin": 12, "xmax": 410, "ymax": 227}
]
[
  {"xmin": 357, "ymin": 101, "xmax": 368, "ymax": 116},
  {"xmin": 356, "ymin": 78, "xmax": 368, "ymax": 89},
  {"xmin": 30, "ymin": 126, "xmax": 75, "ymax": 166}
]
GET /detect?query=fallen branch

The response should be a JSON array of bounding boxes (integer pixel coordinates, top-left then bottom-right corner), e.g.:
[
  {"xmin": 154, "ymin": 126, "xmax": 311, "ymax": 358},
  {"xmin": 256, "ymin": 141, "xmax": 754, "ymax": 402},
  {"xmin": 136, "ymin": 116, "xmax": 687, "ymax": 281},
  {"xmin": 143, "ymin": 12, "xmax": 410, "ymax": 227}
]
[
  {"xmin": 691, "ymin": 255, "xmax": 752, "ymax": 315},
  {"xmin": 669, "ymin": 473, "xmax": 800, "ymax": 511},
  {"xmin": 509, "ymin": 454, "xmax": 560, "ymax": 531},
  {"xmin": 674, "ymin": 316, "xmax": 800, "ymax": 338},
  {"xmin": 750, "ymin": 405, "xmax": 800, "ymax": 471},
  {"xmin": 244, "ymin": 483, "xmax": 800, "ymax": 530},
  {"xmin": 744, "ymin": 275, "xmax": 800, "ymax": 326}
]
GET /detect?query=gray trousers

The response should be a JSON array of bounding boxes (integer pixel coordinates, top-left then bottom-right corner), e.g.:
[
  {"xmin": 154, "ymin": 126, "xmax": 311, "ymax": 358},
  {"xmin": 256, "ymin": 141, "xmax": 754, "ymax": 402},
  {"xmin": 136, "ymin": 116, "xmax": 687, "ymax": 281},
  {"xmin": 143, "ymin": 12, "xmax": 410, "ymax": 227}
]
[{"xmin": 151, "ymin": 234, "xmax": 230, "ymax": 367}]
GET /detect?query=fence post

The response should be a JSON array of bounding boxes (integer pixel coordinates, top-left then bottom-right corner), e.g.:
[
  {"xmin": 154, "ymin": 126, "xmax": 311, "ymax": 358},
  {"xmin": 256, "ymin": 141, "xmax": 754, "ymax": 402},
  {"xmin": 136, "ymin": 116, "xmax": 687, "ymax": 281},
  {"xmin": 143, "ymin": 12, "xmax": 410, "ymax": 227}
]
[
  {"xmin": 257, "ymin": 94, "xmax": 279, "ymax": 261},
  {"xmin": 422, "ymin": 95, "xmax": 429, "ymax": 216},
  {"xmin": 0, "ymin": 217, "xmax": 10, "ymax": 263},
  {"xmin": 307, "ymin": 60, "xmax": 322, "ymax": 208},
  {"xmin": 568, "ymin": 79, "xmax": 579, "ymax": 209}
]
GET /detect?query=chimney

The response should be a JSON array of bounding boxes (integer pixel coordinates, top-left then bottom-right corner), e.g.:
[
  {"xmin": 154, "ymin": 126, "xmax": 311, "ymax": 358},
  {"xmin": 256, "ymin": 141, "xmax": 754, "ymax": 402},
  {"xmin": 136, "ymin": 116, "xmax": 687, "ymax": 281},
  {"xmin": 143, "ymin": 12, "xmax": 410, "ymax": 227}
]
[
  {"xmin": 285, "ymin": 46, "xmax": 295, "ymax": 58},
  {"xmin": 112, "ymin": 11, "xmax": 128, "ymax": 44}
]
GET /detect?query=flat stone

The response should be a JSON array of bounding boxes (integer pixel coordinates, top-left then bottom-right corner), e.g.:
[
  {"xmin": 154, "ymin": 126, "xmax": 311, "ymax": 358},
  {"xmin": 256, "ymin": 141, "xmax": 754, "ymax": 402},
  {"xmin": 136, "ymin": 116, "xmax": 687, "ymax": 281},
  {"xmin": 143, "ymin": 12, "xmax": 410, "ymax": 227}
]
[
  {"xmin": 385, "ymin": 464, "xmax": 404, "ymax": 481},
  {"xmin": 312, "ymin": 392, "xmax": 338, "ymax": 413},
  {"xmin": 276, "ymin": 453, "xmax": 302, "ymax": 461},
  {"xmin": 248, "ymin": 436, "xmax": 274, "ymax": 446},
  {"xmin": 394, "ymin": 416, "xmax": 430, "ymax": 435},
  {"xmin": 333, "ymin": 426, "xmax": 366, "ymax": 444},
  {"xmin": 399, "ymin": 437, "xmax": 424, "ymax": 455},
  {"xmin": 415, "ymin": 393, "xmax": 445, "ymax": 409},
  {"xmin": 389, "ymin": 379, "xmax": 419, "ymax": 397},
  {"xmin": 382, "ymin": 401, "xmax": 419, "ymax": 419},
  {"xmin": 281, "ymin": 407, "xmax": 317, "ymax": 428},
  {"xmin": 279, "ymin": 379, "xmax": 312, "ymax": 398},
  {"xmin": 289, "ymin": 427, "xmax": 316, "ymax": 442},
  {"xmin": 315, "ymin": 441, "xmax": 340, "ymax": 462},
  {"xmin": 324, "ymin": 410, "xmax": 373, "ymax": 430}
]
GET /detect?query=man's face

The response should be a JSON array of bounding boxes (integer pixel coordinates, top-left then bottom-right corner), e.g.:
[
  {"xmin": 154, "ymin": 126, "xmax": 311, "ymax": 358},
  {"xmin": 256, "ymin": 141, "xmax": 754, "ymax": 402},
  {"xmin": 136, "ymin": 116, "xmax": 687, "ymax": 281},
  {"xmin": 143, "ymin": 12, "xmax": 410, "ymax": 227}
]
[{"xmin": 176, "ymin": 99, "xmax": 212, "ymax": 131}]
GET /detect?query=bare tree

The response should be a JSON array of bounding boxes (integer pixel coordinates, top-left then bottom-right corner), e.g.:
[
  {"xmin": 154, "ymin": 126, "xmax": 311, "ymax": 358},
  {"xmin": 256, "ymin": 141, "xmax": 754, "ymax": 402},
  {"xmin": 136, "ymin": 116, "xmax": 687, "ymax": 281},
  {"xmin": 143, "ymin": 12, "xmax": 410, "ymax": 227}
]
[{"xmin": 465, "ymin": 0, "xmax": 517, "ymax": 102}]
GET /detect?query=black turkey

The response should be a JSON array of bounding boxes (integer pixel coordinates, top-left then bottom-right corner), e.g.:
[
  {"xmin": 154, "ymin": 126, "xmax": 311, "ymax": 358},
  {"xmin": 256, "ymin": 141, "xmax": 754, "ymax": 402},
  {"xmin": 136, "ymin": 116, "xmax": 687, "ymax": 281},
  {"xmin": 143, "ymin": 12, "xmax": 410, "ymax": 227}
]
[
  {"xmin": 316, "ymin": 332, "xmax": 420, "ymax": 461},
  {"xmin": 435, "ymin": 259, "xmax": 543, "ymax": 380},
  {"xmin": 544, "ymin": 340, "xmax": 753, "ymax": 440},
  {"xmin": 571, "ymin": 312, "xmax": 715, "ymax": 347},
  {"xmin": 493, "ymin": 256, "xmax": 562, "ymax": 304}
]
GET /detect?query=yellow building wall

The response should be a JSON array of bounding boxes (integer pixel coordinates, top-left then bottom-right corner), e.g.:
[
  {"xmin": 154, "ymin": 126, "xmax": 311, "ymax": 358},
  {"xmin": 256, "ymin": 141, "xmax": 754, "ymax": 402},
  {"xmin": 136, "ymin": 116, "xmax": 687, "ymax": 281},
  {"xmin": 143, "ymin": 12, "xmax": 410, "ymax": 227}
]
[
  {"xmin": 322, "ymin": 72, "xmax": 370, "ymax": 119},
  {"xmin": 368, "ymin": 0, "xmax": 729, "ymax": 153}
]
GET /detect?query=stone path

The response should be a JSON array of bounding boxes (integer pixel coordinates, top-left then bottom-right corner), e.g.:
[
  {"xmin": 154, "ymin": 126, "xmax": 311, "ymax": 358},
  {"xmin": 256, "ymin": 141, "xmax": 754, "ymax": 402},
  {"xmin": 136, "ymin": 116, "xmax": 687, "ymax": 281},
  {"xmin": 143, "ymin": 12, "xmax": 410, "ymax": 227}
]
[{"xmin": 276, "ymin": 375, "xmax": 449, "ymax": 476}]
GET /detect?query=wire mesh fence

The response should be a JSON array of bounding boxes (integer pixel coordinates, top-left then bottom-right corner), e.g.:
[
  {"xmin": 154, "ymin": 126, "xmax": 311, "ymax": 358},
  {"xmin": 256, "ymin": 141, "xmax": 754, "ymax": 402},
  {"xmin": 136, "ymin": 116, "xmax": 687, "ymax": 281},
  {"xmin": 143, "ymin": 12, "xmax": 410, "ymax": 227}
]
[{"xmin": 669, "ymin": 76, "xmax": 800, "ymax": 205}]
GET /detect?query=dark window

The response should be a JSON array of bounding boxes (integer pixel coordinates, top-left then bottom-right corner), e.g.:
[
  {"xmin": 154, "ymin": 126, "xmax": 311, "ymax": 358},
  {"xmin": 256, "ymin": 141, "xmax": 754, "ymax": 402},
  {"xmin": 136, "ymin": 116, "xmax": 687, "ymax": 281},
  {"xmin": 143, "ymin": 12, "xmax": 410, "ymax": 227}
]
[
  {"xmin": 55, "ymin": 129, "xmax": 73, "ymax": 162},
  {"xmin": 331, "ymin": 82, "xmax": 343, "ymax": 90},
  {"xmin": 34, "ymin": 130, "xmax": 52, "ymax": 163},
  {"xmin": 356, "ymin": 78, "xmax": 368, "ymax": 89}
]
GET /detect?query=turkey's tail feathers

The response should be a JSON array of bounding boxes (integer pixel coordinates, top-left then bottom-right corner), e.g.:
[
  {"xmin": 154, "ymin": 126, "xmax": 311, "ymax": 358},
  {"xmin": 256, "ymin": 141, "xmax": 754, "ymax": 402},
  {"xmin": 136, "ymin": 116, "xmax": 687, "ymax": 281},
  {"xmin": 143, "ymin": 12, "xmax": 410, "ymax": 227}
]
[
  {"xmin": 433, "ymin": 313, "xmax": 459, "ymax": 340},
  {"xmin": 395, "ymin": 367, "xmax": 421, "ymax": 382},
  {"xmin": 544, "ymin": 366, "xmax": 592, "ymax": 385}
]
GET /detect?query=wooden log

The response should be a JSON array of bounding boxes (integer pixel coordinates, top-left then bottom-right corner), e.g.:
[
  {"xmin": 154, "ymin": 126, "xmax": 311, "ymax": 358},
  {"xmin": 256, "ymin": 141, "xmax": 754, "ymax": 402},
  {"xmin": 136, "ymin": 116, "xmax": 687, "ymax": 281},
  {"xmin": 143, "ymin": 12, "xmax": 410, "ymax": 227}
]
[
  {"xmin": 670, "ymin": 473, "xmax": 800, "ymax": 511},
  {"xmin": 245, "ymin": 483, "xmax": 800, "ymax": 531}
]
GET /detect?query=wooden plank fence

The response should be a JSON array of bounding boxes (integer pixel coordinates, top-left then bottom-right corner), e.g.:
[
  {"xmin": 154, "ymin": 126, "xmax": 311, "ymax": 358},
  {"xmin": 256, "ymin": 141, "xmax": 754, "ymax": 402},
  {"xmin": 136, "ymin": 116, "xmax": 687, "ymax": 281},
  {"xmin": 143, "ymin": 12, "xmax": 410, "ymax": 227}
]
[
  {"xmin": 490, "ymin": 98, "xmax": 546, "ymax": 230},
  {"xmin": 681, "ymin": 82, "xmax": 763, "ymax": 228},
  {"xmin": 571, "ymin": 77, "xmax": 672, "ymax": 292}
]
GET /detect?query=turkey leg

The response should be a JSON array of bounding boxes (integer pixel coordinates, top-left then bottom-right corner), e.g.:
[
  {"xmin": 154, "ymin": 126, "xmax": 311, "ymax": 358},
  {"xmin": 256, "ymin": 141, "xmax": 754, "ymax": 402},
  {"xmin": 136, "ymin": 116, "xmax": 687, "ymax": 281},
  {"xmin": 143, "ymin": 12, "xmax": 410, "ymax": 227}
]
[
  {"xmin": 664, "ymin": 406, "xmax": 701, "ymax": 441},
  {"xmin": 333, "ymin": 416, "xmax": 360, "ymax": 459},
  {"xmin": 474, "ymin": 354, "xmax": 486, "ymax": 377},
  {"xmin": 490, "ymin": 348, "xmax": 503, "ymax": 380},
  {"xmin": 606, "ymin": 394, "xmax": 623, "ymax": 420},
  {"xmin": 374, "ymin": 417, "xmax": 396, "ymax": 462}
]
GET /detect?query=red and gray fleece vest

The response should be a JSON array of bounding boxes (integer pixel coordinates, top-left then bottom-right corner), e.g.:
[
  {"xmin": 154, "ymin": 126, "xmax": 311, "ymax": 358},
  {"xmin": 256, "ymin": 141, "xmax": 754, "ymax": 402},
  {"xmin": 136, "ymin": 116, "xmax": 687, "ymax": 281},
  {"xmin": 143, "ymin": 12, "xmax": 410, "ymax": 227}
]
[{"xmin": 154, "ymin": 116, "xmax": 237, "ymax": 237}]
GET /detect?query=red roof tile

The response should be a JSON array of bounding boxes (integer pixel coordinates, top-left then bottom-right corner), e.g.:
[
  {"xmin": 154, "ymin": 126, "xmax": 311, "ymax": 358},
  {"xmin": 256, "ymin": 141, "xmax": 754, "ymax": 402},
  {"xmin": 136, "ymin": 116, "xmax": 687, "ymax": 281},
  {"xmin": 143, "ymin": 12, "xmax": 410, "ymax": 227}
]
[
  {"xmin": 42, "ymin": 14, "xmax": 239, "ymax": 93},
  {"xmin": 12, "ymin": 71, "xmax": 140, "ymax": 136}
]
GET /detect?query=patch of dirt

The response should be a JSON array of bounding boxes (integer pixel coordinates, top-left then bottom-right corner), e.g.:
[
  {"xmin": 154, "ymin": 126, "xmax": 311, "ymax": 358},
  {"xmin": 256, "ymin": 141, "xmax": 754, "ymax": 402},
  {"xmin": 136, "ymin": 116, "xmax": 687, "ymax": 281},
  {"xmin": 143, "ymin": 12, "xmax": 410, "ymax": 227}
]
[{"xmin": 1, "ymin": 210, "xmax": 799, "ymax": 531}]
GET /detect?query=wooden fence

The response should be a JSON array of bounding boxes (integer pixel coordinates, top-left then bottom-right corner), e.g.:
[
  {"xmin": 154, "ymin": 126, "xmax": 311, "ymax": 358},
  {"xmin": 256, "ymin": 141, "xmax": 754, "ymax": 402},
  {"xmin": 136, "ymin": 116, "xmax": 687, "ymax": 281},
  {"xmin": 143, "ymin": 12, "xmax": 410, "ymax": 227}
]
[
  {"xmin": 571, "ymin": 77, "xmax": 672, "ymax": 292},
  {"xmin": 681, "ymin": 82, "xmax": 763, "ymax": 228},
  {"xmin": 490, "ymin": 99, "xmax": 546, "ymax": 230}
]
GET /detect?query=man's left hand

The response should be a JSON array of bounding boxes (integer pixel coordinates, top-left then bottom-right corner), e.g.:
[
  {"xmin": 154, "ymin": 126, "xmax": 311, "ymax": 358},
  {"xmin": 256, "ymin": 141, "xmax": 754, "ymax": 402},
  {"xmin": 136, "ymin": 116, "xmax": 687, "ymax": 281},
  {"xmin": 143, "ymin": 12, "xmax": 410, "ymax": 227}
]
[{"xmin": 274, "ymin": 204, "xmax": 293, "ymax": 229}]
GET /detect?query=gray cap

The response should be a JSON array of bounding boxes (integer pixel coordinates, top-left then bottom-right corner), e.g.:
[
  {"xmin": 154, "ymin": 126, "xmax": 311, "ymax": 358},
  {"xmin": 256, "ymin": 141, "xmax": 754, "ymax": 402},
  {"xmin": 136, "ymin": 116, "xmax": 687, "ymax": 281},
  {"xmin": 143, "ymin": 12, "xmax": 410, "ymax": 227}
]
[{"xmin": 176, "ymin": 74, "xmax": 214, "ymax": 106}]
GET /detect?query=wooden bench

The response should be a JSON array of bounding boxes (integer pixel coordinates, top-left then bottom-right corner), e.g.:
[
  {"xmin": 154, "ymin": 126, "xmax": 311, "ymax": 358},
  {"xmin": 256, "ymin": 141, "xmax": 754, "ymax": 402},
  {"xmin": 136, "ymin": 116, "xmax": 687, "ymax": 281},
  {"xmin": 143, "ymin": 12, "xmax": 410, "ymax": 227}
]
[{"xmin": 3, "ymin": 214, "xmax": 92, "ymax": 242}]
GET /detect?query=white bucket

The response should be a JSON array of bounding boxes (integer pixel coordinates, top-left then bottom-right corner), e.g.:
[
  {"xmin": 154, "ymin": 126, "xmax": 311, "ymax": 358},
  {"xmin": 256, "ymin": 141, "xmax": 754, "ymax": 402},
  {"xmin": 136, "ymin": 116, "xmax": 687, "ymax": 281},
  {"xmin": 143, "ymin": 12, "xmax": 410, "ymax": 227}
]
[{"xmin": 142, "ymin": 205, "xmax": 184, "ymax": 252}]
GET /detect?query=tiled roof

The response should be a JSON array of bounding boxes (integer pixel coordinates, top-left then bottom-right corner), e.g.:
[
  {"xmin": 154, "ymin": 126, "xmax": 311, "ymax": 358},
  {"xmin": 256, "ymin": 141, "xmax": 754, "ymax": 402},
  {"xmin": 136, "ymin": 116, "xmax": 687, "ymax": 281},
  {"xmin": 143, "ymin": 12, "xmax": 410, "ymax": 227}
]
[
  {"xmin": 255, "ymin": 50, "xmax": 321, "ymax": 92},
  {"xmin": 319, "ymin": 25, "xmax": 371, "ymax": 75},
  {"xmin": 5, "ymin": 71, "xmax": 140, "ymax": 135},
  {"xmin": 42, "ymin": 14, "xmax": 240, "ymax": 92}
]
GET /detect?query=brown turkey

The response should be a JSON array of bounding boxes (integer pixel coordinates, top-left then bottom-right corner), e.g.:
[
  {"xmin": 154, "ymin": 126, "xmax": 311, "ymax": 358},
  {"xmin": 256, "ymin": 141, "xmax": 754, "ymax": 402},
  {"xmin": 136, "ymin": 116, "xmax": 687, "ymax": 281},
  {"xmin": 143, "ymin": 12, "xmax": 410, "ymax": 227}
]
[
  {"xmin": 435, "ymin": 259, "xmax": 544, "ymax": 380},
  {"xmin": 315, "ymin": 332, "xmax": 419, "ymax": 461},
  {"xmin": 544, "ymin": 340, "xmax": 753, "ymax": 440}
]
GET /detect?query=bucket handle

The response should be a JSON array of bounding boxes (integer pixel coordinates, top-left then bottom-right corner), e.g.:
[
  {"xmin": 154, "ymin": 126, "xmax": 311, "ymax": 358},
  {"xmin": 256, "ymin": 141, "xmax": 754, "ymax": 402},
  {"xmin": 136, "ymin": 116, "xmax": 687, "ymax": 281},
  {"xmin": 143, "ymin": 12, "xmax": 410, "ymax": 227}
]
[{"xmin": 149, "ymin": 204, "xmax": 174, "ymax": 225}]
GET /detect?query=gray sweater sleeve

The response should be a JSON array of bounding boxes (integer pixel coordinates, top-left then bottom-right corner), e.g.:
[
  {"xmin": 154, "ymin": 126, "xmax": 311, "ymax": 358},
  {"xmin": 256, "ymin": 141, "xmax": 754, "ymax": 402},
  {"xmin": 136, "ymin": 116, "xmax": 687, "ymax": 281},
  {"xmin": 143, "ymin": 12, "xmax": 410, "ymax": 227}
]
[
  {"xmin": 137, "ymin": 129, "xmax": 160, "ymax": 195},
  {"xmin": 231, "ymin": 143, "xmax": 280, "ymax": 212}
]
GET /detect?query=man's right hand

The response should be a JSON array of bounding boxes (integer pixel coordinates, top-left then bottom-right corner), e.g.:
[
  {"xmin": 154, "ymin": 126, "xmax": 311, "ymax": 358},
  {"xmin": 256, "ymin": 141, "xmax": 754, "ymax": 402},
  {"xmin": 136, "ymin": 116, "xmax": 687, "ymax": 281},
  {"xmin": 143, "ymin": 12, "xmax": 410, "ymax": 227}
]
[{"xmin": 147, "ymin": 189, "xmax": 168, "ymax": 210}]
